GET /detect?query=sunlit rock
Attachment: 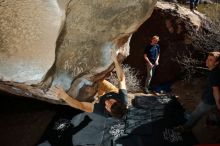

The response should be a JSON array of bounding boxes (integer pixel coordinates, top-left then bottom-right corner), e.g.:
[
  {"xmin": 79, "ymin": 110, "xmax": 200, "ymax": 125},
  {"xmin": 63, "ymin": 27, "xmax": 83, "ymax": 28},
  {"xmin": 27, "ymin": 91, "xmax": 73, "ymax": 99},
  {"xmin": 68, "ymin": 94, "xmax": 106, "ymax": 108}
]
[
  {"xmin": 0, "ymin": 0, "xmax": 67, "ymax": 84},
  {"xmin": 0, "ymin": 0, "xmax": 157, "ymax": 103}
]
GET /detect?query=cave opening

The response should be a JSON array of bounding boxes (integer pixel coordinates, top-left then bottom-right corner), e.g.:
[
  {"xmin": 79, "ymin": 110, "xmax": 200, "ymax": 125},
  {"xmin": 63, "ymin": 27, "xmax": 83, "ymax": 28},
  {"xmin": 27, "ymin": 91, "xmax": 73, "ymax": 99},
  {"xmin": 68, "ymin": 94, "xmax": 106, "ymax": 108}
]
[{"xmin": 124, "ymin": 9, "xmax": 191, "ymax": 91}]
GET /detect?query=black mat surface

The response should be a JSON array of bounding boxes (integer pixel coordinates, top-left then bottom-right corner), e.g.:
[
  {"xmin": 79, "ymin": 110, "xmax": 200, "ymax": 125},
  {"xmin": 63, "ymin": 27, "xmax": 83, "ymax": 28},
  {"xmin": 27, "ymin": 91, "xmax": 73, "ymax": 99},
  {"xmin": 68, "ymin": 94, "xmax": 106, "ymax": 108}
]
[{"xmin": 38, "ymin": 94, "xmax": 198, "ymax": 146}]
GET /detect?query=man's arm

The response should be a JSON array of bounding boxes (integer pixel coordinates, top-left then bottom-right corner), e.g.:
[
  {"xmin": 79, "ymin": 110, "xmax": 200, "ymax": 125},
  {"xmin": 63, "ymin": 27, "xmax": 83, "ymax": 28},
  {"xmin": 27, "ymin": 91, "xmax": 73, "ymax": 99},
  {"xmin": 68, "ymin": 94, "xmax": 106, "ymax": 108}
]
[
  {"xmin": 213, "ymin": 86, "xmax": 220, "ymax": 110},
  {"xmin": 144, "ymin": 54, "xmax": 154, "ymax": 68},
  {"xmin": 47, "ymin": 86, "xmax": 94, "ymax": 112},
  {"xmin": 112, "ymin": 48, "xmax": 128, "ymax": 105},
  {"xmin": 155, "ymin": 45, "xmax": 160, "ymax": 66},
  {"xmin": 111, "ymin": 48, "xmax": 126, "ymax": 90},
  {"xmin": 144, "ymin": 54, "xmax": 153, "ymax": 68},
  {"xmin": 155, "ymin": 53, "xmax": 160, "ymax": 66}
]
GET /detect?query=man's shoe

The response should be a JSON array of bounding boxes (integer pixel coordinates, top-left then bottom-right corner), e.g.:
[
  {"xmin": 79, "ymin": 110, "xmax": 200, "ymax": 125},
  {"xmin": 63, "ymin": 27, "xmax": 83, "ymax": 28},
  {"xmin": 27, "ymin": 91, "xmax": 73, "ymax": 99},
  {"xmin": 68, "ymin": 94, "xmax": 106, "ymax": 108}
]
[
  {"xmin": 205, "ymin": 113, "xmax": 220, "ymax": 127},
  {"xmin": 190, "ymin": 8, "xmax": 194, "ymax": 12},
  {"xmin": 190, "ymin": 5, "xmax": 194, "ymax": 11},
  {"xmin": 144, "ymin": 88, "xmax": 150, "ymax": 94},
  {"xmin": 174, "ymin": 125, "xmax": 191, "ymax": 133},
  {"xmin": 152, "ymin": 91, "xmax": 160, "ymax": 96},
  {"xmin": 144, "ymin": 90, "xmax": 150, "ymax": 94}
]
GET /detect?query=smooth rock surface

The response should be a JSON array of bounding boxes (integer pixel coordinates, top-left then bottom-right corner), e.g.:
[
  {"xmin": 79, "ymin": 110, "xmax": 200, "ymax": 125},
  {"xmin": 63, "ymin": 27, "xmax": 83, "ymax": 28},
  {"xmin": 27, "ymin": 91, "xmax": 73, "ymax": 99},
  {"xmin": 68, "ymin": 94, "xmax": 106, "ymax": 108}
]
[{"xmin": 0, "ymin": 0, "xmax": 157, "ymax": 102}]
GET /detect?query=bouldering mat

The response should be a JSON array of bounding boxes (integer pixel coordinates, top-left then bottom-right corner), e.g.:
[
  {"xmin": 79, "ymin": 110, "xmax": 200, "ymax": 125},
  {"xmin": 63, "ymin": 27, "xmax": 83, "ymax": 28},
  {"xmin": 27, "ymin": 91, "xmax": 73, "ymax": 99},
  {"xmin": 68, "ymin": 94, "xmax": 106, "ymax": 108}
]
[{"xmin": 38, "ymin": 94, "xmax": 198, "ymax": 146}]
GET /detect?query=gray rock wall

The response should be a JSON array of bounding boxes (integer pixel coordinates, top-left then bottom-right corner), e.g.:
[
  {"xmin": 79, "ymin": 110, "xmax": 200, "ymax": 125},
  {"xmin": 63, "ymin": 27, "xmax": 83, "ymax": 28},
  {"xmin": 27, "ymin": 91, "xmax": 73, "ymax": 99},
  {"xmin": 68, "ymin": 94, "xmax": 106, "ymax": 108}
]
[
  {"xmin": 0, "ymin": 0, "xmax": 157, "ymax": 102},
  {"xmin": 0, "ymin": 0, "xmax": 67, "ymax": 84}
]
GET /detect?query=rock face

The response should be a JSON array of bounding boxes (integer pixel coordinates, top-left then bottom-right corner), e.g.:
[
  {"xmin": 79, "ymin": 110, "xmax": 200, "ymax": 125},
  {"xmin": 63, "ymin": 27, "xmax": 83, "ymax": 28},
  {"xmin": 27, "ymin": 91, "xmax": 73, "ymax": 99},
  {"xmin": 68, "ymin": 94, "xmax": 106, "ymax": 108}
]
[
  {"xmin": 0, "ymin": 0, "xmax": 157, "ymax": 103},
  {"xmin": 0, "ymin": 0, "xmax": 66, "ymax": 84},
  {"xmin": 124, "ymin": 1, "xmax": 220, "ymax": 88}
]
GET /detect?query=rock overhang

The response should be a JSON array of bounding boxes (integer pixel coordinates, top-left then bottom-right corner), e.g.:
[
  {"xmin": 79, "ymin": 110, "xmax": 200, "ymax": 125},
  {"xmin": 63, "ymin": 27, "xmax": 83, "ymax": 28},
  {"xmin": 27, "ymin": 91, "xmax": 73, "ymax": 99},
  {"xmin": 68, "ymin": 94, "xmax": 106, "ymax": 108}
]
[{"xmin": 0, "ymin": 0, "xmax": 157, "ymax": 103}]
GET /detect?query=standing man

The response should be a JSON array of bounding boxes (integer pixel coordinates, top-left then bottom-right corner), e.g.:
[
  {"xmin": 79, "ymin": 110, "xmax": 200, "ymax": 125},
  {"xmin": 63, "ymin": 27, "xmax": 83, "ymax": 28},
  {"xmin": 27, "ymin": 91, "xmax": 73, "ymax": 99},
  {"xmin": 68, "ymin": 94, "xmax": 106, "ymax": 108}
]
[
  {"xmin": 144, "ymin": 35, "xmax": 160, "ymax": 94},
  {"xmin": 176, "ymin": 51, "xmax": 220, "ymax": 132}
]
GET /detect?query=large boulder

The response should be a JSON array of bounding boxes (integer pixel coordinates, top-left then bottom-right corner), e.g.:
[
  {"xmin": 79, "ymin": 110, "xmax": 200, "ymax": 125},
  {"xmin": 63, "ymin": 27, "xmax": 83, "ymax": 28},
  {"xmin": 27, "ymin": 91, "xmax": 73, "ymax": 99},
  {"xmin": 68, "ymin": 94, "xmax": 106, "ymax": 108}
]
[{"xmin": 0, "ymin": 0, "xmax": 157, "ymax": 103}]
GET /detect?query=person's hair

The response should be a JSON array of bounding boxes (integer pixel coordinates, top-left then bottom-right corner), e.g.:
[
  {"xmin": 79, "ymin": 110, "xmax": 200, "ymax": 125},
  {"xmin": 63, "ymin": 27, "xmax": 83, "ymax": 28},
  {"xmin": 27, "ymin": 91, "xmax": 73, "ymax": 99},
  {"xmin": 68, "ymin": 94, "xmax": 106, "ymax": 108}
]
[
  {"xmin": 208, "ymin": 51, "xmax": 220, "ymax": 63},
  {"xmin": 152, "ymin": 35, "xmax": 159, "ymax": 41},
  {"xmin": 110, "ymin": 101, "xmax": 127, "ymax": 119}
]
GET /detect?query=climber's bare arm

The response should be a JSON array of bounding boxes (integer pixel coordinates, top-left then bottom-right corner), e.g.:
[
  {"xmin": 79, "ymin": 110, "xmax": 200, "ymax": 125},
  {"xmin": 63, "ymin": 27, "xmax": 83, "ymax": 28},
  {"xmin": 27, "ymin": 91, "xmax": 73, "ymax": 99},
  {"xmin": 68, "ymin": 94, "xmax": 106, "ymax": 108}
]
[
  {"xmin": 47, "ymin": 85, "xmax": 94, "ymax": 112},
  {"xmin": 111, "ymin": 48, "xmax": 126, "ymax": 90}
]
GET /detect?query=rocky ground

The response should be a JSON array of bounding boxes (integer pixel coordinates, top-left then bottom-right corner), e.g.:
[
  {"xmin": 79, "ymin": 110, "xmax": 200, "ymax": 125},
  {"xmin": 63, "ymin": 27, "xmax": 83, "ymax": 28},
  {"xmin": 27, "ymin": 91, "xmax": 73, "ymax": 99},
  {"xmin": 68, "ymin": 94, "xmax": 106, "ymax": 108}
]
[{"xmin": 0, "ymin": 82, "xmax": 220, "ymax": 146}]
